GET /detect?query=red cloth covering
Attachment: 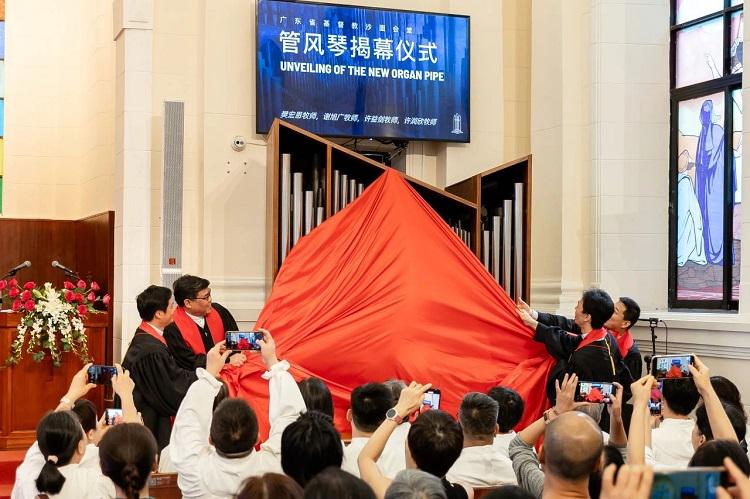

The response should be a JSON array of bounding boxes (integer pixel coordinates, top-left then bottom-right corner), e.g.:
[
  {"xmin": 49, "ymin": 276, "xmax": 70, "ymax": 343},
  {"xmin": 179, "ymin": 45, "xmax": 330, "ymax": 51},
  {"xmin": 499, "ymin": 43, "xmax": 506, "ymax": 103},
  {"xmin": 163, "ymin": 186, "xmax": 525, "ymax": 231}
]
[
  {"xmin": 222, "ymin": 169, "xmax": 554, "ymax": 440},
  {"xmin": 172, "ymin": 306, "xmax": 226, "ymax": 354},
  {"xmin": 138, "ymin": 321, "xmax": 167, "ymax": 345},
  {"xmin": 575, "ymin": 328, "xmax": 608, "ymax": 351}
]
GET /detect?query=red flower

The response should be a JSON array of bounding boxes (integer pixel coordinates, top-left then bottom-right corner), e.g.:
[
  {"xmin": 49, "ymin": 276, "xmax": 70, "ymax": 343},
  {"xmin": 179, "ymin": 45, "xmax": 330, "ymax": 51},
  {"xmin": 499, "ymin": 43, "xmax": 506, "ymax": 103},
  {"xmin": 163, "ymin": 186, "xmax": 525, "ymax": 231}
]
[
  {"xmin": 91, "ymin": 281, "xmax": 100, "ymax": 292},
  {"xmin": 0, "ymin": 280, "xmax": 6, "ymax": 291},
  {"xmin": 77, "ymin": 305, "xmax": 88, "ymax": 315},
  {"xmin": 8, "ymin": 278, "xmax": 17, "ymax": 287},
  {"xmin": 8, "ymin": 288, "xmax": 19, "ymax": 298},
  {"xmin": 102, "ymin": 294, "xmax": 111, "ymax": 306},
  {"xmin": 76, "ymin": 279, "xmax": 86, "ymax": 289},
  {"xmin": 11, "ymin": 299, "xmax": 21, "ymax": 312},
  {"xmin": 24, "ymin": 300, "xmax": 35, "ymax": 312},
  {"xmin": 20, "ymin": 290, "xmax": 31, "ymax": 301},
  {"xmin": 63, "ymin": 281, "xmax": 75, "ymax": 290},
  {"xmin": 87, "ymin": 292, "xmax": 96, "ymax": 302},
  {"xmin": 64, "ymin": 290, "xmax": 75, "ymax": 302},
  {"xmin": 23, "ymin": 281, "xmax": 35, "ymax": 290}
]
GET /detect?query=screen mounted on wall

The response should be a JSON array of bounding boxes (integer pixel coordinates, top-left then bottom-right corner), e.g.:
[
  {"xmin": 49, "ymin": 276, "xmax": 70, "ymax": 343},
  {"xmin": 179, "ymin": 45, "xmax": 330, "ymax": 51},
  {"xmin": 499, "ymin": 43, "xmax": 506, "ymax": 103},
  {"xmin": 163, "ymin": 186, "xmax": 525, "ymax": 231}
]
[{"xmin": 256, "ymin": 0, "xmax": 470, "ymax": 142}]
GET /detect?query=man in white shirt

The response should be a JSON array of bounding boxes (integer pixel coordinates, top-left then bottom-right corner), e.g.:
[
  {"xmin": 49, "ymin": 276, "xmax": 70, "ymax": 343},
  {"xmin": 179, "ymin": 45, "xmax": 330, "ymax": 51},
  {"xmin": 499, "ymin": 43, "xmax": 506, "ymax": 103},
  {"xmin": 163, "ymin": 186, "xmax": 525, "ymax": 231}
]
[
  {"xmin": 169, "ymin": 330, "xmax": 306, "ymax": 499},
  {"xmin": 342, "ymin": 382, "xmax": 404, "ymax": 478},
  {"xmin": 447, "ymin": 392, "xmax": 517, "ymax": 487},
  {"xmin": 650, "ymin": 377, "xmax": 700, "ymax": 468},
  {"xmin": 487, "ymin": 386, "xmax": 525, "ymax": 458}
]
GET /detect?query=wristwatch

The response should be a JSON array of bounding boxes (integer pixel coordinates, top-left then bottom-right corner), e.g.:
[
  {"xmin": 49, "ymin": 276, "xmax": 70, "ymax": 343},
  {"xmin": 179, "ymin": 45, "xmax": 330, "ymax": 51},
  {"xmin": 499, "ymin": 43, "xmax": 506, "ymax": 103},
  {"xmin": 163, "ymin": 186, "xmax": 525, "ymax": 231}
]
[
  {"xmin": 59, "ymin": 396, "xmax": 74, "ymax": 410},
  {"xmin": 385, "ymin": 407, "xmax": 403, "ymax": 424},
  {"xmin": 543, "ymin": 408, "xmax": 559, "ymax": 425}
]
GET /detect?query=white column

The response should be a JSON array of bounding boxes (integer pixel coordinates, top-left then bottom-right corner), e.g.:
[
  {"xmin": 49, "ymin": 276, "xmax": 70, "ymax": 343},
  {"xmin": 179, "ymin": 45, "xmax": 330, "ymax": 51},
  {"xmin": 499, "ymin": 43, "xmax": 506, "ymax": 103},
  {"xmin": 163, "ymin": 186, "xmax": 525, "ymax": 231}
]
[{"xmin": 113, "ymin": 0, "xmax": 154, "ymax": 359}]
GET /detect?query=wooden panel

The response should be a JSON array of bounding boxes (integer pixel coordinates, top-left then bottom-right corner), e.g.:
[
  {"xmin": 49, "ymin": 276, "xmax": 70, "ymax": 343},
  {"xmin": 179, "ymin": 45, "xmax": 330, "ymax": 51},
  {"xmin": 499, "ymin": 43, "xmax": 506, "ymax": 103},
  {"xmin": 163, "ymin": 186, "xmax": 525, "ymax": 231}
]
[{"xmin": 148, "ymin": 473, "xmax": 181, "ymax": 499}]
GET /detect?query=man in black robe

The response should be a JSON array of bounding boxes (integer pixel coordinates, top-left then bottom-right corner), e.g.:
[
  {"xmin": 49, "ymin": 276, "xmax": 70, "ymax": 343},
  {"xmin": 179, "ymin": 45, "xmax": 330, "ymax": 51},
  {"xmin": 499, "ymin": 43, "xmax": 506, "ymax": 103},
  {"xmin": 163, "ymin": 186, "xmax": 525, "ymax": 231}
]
[
  {"xmin": 516, "ymin": 288, "xmax": 625, "ymax": 407},
  {"xmin": 122, "ymin": 285, "xmax": 200, "ymax": 450},
  {"xmin": 164, "ymin": 274, "xmax": 245, "ymax": 370}
]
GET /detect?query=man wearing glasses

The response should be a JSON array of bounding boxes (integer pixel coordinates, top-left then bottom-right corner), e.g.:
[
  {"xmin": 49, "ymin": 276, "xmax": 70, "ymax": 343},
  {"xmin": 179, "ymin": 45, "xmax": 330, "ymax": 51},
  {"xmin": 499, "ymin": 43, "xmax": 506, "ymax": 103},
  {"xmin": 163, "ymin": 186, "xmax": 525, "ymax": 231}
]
[{"xmin": 164, "ymin": 275, "xmax": 247, "ymax": 370}]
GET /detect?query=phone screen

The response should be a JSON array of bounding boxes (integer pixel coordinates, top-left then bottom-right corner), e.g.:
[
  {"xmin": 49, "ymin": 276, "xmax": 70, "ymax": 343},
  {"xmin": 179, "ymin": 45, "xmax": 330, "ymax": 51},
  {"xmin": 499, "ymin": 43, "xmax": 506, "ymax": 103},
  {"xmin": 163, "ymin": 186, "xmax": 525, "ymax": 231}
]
[
  {"xmin": 649, "ymin": 380, "xmax": 663, "ymax": 415},
  {"xmin": 651, "ymin": 354, "xmax": 694, "ymax": 379},
  {"xmin": 87, "ymin": 365, "xmax": 117, "ymax": 385},
  {"xmin": 225, "ymin": 331, "xmax": 263, "ymax": 351},
  {"xmin": 575, "ymin": 381, "xmax": 615, "ymax": 404},
  {"xmin": 423, "ymin": 389, "xmax": 441, "ymax": 410},
  {"xmin": 104, "ymin": 408, "xmax": 123, "ymax": 426},
  {"xmin": 652, "ymin": 468, "xmax": 722, "ymax": 498}
]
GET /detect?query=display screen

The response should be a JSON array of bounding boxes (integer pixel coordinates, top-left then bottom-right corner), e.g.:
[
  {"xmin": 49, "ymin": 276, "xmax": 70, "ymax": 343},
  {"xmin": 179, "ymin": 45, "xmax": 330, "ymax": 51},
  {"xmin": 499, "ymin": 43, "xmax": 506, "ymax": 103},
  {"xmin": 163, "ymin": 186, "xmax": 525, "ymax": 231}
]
[
  {"xmin": 256, "ymin": 0, "xmax": 470, "ymax": 142},
  {"xmin": 575, "ymin": 381, "xmax": 615, "ymax": 404},
  {"xmin": 652, "ymin": 355, "xmax": 693, "ymax": 379}
]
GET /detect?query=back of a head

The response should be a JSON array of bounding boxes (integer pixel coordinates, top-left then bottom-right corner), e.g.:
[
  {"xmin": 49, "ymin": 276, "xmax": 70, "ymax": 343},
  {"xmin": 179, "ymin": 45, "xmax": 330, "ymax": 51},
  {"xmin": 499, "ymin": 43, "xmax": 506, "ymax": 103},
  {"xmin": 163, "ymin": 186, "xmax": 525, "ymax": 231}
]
[
  {"xmin": 35, "ymin": 411, "xmax": 84, "ymax": 495},
  {"xmin": 483, "ymin": 485, "xmax": 536, "ymax": 499},
  {"xmin": 172, "ymin": 274, "xmax": 210, "ymax": 306},
  {"xmin": 282, "ymin": 411, "xmax": 343, "ymax": 487},
  {"xmin": 298, "ymin": 377, "xmax": 334, "ymax": 419},
  {"xmin": 711, "ymin": 376, "xmax": 746, "ymax": 420},
  {"xmin": 136, "ymin": 285, "xmax": 172, "ymax": 321},
  {"xmin": 98, "ymin": 423, "xmax": 158, "ymax": 499},
  {"xmin": 407, "ymin": 410, "xmax": 464, "ymax": 478},
  {"xmin": 213, "ymin": 380, "xmax": 230, "ymax": 412},
  {"xmin": 544, "ymin": 412, "xmax": 603, "ymax": 482},
  {"xmin": 384, "ymin": 379, "xmax": 407, "ymax": 403},
  {"xmin": 304, "ymin": 466, "xmax": 376, "ymax": 499},
  {"xmin": 576, "ymin": 403, "xmax": 604, "ymax": 425},
  {"xmin": 458, "ymin": 392, "xmax": 499, "ymax": 439},
  {"xmin": 695, "ymin": 401, "xmax": 747, "ymax": 442},
  {"xmin": 661, "ymin": 378, "xmax": 700, "ymax": 416},
  {"xmin": 210, "ymin": 398, "xmax": 258, "ymax": 456},
  {"xmin": 689, "ymin": 439, "xmax": 750, "ymax": 474},
  {"xmin": 72, "ymin": 399, "xmax": 97, "ymax": 435},
  {"xmin": 487, "ymin": 386, "xmax": 525, "ymax": 433},
  {"xmin": 618, "ymin": 297, "xmax": 641, "ymax": 329},
  {"xmin": 385, "ymin": 469, "xmax": 447, "ymax": 499},
  {"xmin": 582, "ymin": 288, "xmax": 614, "ymax": 329},
  {"xmin": 351, "ymin": 382, "xmax": 394, "ymax": 433},
  {"xmin": 237, "ymin": 473, "xmax": 304, "ymax": 499}
]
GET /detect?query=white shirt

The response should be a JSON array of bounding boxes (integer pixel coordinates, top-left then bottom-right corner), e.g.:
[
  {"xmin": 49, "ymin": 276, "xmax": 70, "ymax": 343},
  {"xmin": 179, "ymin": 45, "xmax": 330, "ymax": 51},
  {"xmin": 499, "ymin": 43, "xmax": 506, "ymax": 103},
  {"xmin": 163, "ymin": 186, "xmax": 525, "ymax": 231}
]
[
  {"xmin": 493, "ymin": 431, "xmax": 516, "ymax": 458},
  {"xmin": 650, "ymin": 418, "xmax": 695, "ymax": 468},
  {"xmin": 446, "ymin": 444, "xmax": 517, "ymax": 487},
  {"xmin": 186, "ymin": 312, "xmax": 206, "ymax": 329},
  {"xmin": 11, "ymin": 443, "xmax": 114, "ymax": 499},
  {"xmin": 170, "ymin": 361, "xmax": 306, "ymax": 499},
  {"xmin": 159, "ymin": 445, "xmax": 176, "ymax": 473},
  {"xmin": 341, "ymin": 432, "xmax": 406, "ymax": 479}
]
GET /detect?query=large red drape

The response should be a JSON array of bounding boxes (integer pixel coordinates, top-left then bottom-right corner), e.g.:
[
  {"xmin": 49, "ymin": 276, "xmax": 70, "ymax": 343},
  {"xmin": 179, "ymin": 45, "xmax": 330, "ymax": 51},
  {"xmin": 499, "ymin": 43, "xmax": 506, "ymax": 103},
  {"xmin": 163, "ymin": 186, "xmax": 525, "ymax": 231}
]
[{"xmin": 222, "ymin": 169, "xmax": 553, "ymax": 440}]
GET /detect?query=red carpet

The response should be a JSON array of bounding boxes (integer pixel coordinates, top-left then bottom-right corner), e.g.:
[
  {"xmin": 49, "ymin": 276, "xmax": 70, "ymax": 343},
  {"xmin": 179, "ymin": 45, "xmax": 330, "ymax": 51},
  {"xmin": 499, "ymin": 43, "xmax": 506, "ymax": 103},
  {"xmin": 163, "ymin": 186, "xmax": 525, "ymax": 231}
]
[{"xmin": 0, "ymin": 450, "xmax": 25, "ymax": 498}]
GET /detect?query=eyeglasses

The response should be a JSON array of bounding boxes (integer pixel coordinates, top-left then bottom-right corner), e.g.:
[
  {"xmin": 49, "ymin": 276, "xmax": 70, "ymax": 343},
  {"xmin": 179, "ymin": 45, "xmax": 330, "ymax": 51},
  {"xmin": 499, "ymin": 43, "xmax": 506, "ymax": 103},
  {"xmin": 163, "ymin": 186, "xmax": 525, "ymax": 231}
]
[{"xmin": 193, "ymin": 291, "xmax": 212, "ymax": 301}]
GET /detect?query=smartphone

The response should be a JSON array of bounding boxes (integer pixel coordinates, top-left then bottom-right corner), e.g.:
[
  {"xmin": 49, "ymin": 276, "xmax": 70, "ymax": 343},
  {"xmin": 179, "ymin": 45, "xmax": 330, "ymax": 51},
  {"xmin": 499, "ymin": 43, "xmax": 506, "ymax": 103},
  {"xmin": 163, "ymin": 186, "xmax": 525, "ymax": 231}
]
[
  {"xmin": 87, "ymin": 365, "xmax": 117, "ymax": 385},
  {"xmin": 423, "ymin": 388, "xmax": 441, "ymax": 410},
  {"xmin": 651, "ymin": 467, "xmax": 723, "ymax": 498},
  {"xmin": 649, "ymin": 380, "xmax": 663, "ymax": 416},
  {"xmin": 225, "ymin": 331, "xmax": 264, "ymax": 351},
  {"xmin": 104, "ymin": 408, "xmax": 123, "ymax": 426},
  {"xmin": 651, "ymin": 354, "xmax": 695, "ymax": 379},
  {"xmin": 575, "ymin": 381, "xmax": 615, "ymax": 404}
]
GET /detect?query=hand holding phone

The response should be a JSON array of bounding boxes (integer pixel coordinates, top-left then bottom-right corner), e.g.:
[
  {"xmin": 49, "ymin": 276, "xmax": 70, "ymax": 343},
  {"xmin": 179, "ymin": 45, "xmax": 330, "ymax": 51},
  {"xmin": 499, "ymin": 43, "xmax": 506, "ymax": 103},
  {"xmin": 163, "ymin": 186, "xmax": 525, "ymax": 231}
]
[
  {"xmin": 225, "ymin": 331, "xmax": 264, "ymax": 351},
  {"xmin": 648, "ymin": 380, "xmax": 663, "ymax": 415},
  {"xmin": 422, "ymin": 388, "xmax": 441, "ymax": 410},
  {"xmin": 104, "ymin": 408, "xmax": 123, "ymax": 426},
  {"xmin": 87, "ymin": 365, "xmax": 118, "ymax": 385},
  {"xmin": 575, "ymin": 381, "xmax": 615, "ymax": 404},
  {"xmin": 650, "ymin": 354, "xmax": 695, "ymax": 379}
]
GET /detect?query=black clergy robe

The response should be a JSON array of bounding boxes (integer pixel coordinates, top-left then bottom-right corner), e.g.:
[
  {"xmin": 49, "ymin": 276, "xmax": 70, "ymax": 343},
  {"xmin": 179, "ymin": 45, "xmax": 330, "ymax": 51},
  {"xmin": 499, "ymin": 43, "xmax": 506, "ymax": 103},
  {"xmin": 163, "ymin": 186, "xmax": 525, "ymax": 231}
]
[
  {"xmin": 121, "ymin": 328, "xmax": 197, "ymax": 450},
  {"xmin": 164, "ymin": 302, "xmax": 238, "ymax": 371}
]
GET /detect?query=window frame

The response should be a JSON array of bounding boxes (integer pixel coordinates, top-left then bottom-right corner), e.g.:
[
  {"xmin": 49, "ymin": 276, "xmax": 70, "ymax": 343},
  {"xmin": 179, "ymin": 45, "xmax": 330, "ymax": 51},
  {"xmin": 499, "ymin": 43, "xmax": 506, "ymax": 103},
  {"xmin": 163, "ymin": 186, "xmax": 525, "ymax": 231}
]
[{"xmin": 668, "ymin": 0, "xmax": 743, "ymax": 310}]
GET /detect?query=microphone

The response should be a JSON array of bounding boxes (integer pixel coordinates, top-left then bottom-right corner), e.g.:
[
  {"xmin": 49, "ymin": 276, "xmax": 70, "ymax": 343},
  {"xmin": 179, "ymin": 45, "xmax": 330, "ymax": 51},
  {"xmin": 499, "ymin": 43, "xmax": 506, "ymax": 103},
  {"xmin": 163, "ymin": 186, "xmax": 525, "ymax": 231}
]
[
  {"xmin": 51, "ymin": 260, "xmax": 79, "ymax": 278},
  {"xmin": 2, "ymin": 260, "xmax": 31, "ymax": 278}
]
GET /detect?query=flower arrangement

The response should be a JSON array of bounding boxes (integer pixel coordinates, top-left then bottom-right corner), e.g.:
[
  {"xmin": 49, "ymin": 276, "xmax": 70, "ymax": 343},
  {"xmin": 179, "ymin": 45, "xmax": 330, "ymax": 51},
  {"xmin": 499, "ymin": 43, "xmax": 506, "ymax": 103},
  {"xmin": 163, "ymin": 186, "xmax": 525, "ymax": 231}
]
[{"xmin": 2, "ymin": 279, "xmax": 110, "ymax": 367}]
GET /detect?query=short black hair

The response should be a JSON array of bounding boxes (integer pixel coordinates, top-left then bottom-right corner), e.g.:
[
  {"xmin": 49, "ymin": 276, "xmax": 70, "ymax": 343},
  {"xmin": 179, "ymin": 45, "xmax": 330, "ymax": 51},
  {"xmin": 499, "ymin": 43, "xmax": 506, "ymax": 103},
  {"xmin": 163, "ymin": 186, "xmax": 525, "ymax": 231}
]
[
  {"xmin": 351, "ymin": 383, "xmax": 394, "ymax": 433},
  {"xmin": 98, "ymin": 423, "xmax": 158, "ymax": 499},
  {"xmin": 136, "ymin": 285, "xmax": 172, "ymax": 321},
  {"xmin": 383, "ymin": 379, "xmax": 407, "ymax": 403},
  {"xmin": 711, "ymin": 376, "xmax": 745, "ymax": 422},
  {"xmin": 458, "ymin": 392, "xmax": 498, "ymax": 438},
  {"xmin": 487, "ymin": 386, "xmax": 525, "ymax": 433},
  {"xmin": 689, "ymin": 439, "xmax": 750, "ymax": 475},
  {"xmin": 282, "ymin": 411, "xmax": 343, "ymax": 487},
  {"xmin": 173, "ymin": 274, "xmax": 210, "ymax": 307},
  {"xmin": 407, "ymin": 410, "xmax": 464, "ymax": 478},
  {"xmin": 695, "ymin": 402, "xmax": 747, "ymax": 442},
  {"xmin": 237, "ymin": 473, "xmax": 303, "ymax": 499},
  {"xmin": 303, "ymin": 466, "xmax": 376, "ymax": 499},
  {"xmin": 661, "ymin": 378, "xmax": 700, "ymax": 416},
  {"xmin": 581, "ymin": 288, "xmax": 614, "ymax": 329},
  {"xmin": 72, "ymin": 399, "xmax": 97, "ymax": 434},
  {"xmin": 618, "ymin": 297, "xmax": 641, "ymax": 329},
  {"xmin": 298, "ymin": 377, "xmax": 334, "ymax": 419},
  {"xmin": 484, "ymin": 485, "xmax": 536, "ymax": 499},
  {"xmin": 210, "ymin": 399, "xmax": 258, "ymax": 456}
]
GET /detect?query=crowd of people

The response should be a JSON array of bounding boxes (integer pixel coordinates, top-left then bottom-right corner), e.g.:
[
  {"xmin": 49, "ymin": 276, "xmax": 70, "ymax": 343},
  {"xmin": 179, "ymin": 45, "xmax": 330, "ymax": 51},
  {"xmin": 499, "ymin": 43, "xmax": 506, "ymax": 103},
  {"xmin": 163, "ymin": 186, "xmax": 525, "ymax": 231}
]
[{"xmin": 9, "ymin": 280, "xmax": 750, "ymax": 499}]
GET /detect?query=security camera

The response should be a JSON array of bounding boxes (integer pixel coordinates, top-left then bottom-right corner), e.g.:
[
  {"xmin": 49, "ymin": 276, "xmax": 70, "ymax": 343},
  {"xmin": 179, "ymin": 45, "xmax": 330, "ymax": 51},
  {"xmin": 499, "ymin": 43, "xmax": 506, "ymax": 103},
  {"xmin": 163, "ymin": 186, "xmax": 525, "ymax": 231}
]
[{"xmin": 231, "ymin": 136, "xmax": 246, "ymax": 152}]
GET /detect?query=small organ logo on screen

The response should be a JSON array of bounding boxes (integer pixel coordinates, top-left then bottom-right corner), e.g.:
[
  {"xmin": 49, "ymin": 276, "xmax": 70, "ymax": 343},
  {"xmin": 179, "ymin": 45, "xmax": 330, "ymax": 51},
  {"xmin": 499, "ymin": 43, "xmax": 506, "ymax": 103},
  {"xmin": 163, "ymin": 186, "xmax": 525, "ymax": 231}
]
[{"xmin": 451, "ymin": 114, "xmax": 463, "ymax": 134}]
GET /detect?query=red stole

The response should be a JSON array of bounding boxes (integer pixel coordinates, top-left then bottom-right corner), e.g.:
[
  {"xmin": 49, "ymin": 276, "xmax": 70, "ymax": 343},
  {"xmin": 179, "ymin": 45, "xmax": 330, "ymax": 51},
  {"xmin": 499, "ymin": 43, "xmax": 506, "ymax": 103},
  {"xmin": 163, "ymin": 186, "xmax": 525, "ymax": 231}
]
[
  {"xmin": 575, "ymin": 328, "xmax": 608, "ymax": 351},
  {"xmin": 138, "ymin": 321, "xmax": 167, "ymax": 346},
  {"xmin": 613, "ymin": 329, "xmax": 634, "ymax": 358},
  {"xmin": 172, "ymin": 306, "xmax": 226, "ymax": 354}
]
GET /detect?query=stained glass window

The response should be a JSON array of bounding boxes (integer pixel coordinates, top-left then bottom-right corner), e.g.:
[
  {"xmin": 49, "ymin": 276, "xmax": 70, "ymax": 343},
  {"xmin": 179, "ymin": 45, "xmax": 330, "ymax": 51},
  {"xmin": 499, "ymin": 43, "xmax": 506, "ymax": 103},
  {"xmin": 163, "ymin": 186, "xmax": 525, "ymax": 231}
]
[{"xmin": 670, "ymin": 0, "xmax": 743, "ymax": 309}]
